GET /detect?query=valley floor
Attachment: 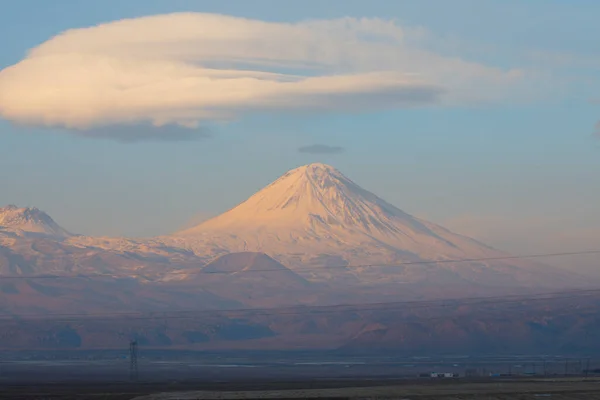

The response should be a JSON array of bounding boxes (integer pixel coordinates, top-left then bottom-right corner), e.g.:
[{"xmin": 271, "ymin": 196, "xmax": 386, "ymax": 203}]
[
  {"xmin": 1, "ymin": 377, "xmax": 600, "ymax": 399},
  {"xmin": 2, "ymin": 352, "xmax": 599, "ymax": 399}
]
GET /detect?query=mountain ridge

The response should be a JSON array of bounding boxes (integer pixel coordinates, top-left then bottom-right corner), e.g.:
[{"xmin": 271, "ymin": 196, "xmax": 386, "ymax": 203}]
[
  {"xmin": 1, "ymin": 163, "xmax": 584, "ymax": 288},
  {"xmin": 0, "ymin": 163, "xmax": 594, "ymax": 352}
]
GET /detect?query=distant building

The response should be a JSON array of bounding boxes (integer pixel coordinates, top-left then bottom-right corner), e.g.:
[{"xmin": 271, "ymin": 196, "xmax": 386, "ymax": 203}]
[{"xmin": 430, "ymin": 372, "xmax": 458, "ymax": 378}]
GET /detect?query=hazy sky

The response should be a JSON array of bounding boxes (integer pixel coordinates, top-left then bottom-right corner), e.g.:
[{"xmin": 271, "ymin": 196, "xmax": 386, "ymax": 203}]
[{"xmin": 0, "ymin": 0, "xmax": 599, "ymax": 268}]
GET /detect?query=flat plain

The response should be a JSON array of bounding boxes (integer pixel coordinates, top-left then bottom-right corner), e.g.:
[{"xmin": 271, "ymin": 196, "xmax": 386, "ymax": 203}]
[{"xmin": 1, "ymin": 377, "xmax": 600, "ymax": 399}]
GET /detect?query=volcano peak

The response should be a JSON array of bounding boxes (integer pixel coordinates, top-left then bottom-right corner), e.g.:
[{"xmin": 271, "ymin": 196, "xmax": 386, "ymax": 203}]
[{"xmin": 172, "ymin": 163, "xmax": 506, "ymax": 283}]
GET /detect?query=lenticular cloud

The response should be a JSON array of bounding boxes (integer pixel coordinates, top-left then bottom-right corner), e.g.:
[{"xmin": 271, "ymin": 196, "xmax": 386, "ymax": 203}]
[{"xmin": 0, "ymin": 13, "xmax": 522, "ymax": 137}]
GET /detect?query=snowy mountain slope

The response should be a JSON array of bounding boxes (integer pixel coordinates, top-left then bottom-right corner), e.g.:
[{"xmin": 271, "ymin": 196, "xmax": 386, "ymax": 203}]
[
  {"xmin": 167, "ymin": 163, "xmax": 577, "ymax": 286},
  {"xmin": 0, "ymin": 206, "xmax": 210, "ymax": 278},
  {"xmin": 0, "ymin": 205, "xmax": 72, "ymax": 238},
  {"xmin": 0, "ymin": 163, "xmax": 584, "ymax": 289},
  {"xmin": 175, "ymin": 163, "xmax": 494, "ymax": 257},
  {"xmin": 0, "ymin": 164, "xmax": 593, "ymax": 334}
]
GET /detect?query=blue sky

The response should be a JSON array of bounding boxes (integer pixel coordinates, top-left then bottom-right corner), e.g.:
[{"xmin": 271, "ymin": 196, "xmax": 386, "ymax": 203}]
[{"xmin": 0, "ymin": 0, "xmax": 599, "ymax": 265}]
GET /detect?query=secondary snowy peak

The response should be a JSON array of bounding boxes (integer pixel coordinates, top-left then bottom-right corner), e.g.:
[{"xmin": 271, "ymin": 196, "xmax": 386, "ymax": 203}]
[{"xmin": 0, "ymin": 205, "xmax": 71, "ymax": 238}]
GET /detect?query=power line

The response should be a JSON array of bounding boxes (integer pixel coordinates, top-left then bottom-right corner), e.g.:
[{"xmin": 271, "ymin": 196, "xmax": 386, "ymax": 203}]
[
  {"xmin": 1, "ymin": 249, "xmax": 599, "ymax": 280},
  {"xmin": 2, "ymin": 287, "xmax": 598, "ymax": 323}
]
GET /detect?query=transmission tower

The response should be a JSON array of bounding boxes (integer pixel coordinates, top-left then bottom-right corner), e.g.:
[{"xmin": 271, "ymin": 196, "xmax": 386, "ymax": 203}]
[
  {"xmin": 129, "ymin": 340, "xmax": 138, "ymax": 381},
  {"xmin": 586, "ymin": 358, "xmax": 591, "ymax": 378}
]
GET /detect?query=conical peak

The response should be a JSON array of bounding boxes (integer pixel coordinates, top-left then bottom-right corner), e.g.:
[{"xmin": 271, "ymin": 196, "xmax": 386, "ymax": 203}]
[
  {"xmin": 251, "ymin": 163, "xmax": 357, "ymax": 211},
  {"xmin": 178, "ymin": 162, "xmax": 411, "ymax": 235}
]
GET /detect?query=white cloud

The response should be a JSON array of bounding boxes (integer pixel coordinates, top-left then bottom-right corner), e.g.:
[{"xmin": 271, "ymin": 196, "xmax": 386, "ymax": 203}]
[{"xmin": 0, "ymin": 13, "xmax": 526, "ymax": 138}]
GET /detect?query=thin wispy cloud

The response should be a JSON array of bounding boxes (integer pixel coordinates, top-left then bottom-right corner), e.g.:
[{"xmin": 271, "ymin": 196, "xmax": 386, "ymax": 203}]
[
  {"xmin": 594, "ymin": 121, "xmax": 600, "ymax": 138},
  {"xmin": 298, "ymin": 144, "xmax": 345, "ymax": 154},
  {"xmin": 0, "ymin": 13, "xmax": 527, "ymax": 140}
]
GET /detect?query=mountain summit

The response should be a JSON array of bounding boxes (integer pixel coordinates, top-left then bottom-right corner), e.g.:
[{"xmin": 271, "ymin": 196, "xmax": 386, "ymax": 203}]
[
  {"xmin": 173, "ymin": 164, "xmax": 501, "ymax": 275},
  {"xmin": 176, "ymin": 163, "xmax": 488, "ymax": 256},
  {"xmin": 170, "ymin": 163, "xmax": 575, "ymax": 286},
  {"xmin": 180, "ymin": 163, "xmax": 425, "ymax": 234},
  {"xmin": 0, "ymin": 205, "xmax": 71, "ymax": 238}
]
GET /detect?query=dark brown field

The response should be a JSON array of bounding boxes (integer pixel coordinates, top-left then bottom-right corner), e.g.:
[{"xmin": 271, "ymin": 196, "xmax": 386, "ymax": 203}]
[
  {"xmin": 2, "ymin": 377, "xmax": 600, "ymax": 399},
  {"xmin": 1, "ymin": 351, "xmax": 599, "ymax": 399}
]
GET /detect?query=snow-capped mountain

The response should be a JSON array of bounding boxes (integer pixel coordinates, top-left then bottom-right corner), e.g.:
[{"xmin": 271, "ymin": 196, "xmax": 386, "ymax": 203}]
[
  {"xmin": 168, "ymin": 163, "xmax": 569, "ymax": 285},
  {"xmin": 0, "ymin": 164, "xmax": 582, "ymax": 288},
  {"xmin": 0, "ymin": 164, "xmax": 593, "ymax": 351},
  {"xmin": 0, "ymin": 205, "xmax": 72, "ymax": 238},
  {"xmin": 176, "ymin": 163, "xmax": 494, "ymax": 259}
]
